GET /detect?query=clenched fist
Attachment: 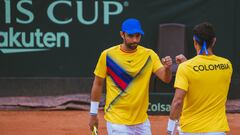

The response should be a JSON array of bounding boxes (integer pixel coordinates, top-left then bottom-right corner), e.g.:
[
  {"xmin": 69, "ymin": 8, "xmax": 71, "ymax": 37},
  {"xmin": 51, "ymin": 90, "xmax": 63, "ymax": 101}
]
[
  {"xmin": 161, "ymin": 56, "xmax": 173, "ymax": 69},
  {"xmin": 175, "ymin": 54, "xmax": 187, "ymax": 64}
]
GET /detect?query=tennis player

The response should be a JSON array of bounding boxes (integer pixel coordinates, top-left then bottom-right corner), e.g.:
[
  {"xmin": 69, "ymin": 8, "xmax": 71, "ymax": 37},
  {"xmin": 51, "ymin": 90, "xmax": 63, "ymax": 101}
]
[
  {"xmin": 167, "ymin": 22, "xmax": 233, "ymax": 135},
  {"xmin": 89, "ymin": 18, "xmax": 176, "ymax": 135}
]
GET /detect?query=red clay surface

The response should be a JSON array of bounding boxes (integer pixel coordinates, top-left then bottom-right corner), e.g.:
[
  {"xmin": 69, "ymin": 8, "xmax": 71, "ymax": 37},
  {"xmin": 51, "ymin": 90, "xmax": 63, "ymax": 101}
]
[{"xmin": 0, "ymin": 111, "xmax": 239, "ymax": 135}]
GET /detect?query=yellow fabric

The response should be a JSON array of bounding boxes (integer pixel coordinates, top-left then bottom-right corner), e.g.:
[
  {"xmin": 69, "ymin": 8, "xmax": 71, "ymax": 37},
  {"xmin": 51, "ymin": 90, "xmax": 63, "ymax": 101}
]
[
  {"xmin": 94, "ymin": 45, "xmax": 163, "ymax": 125},
  {"xmin": 174, "ymin": 55, "xmax": 232, "ymax": 133}
]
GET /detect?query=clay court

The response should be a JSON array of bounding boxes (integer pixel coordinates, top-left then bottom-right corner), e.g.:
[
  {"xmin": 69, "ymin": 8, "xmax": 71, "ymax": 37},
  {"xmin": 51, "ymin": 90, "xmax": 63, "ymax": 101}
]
[{"xmin": 0, "ymin": 110, "xmax": 239, "ymax": 135}]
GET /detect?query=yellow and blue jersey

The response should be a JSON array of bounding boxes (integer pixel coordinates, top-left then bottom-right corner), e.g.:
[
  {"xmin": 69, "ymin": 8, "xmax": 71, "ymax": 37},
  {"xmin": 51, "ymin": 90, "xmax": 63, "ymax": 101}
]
[{"xmin": 94, "ymin": 45, "xmax": 163, "ymax": 125}]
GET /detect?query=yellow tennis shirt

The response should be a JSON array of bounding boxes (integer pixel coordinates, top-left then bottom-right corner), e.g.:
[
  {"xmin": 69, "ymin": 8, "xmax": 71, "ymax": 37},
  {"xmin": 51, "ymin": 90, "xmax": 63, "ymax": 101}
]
[
  {"xmin": 174, "ymin": 55, "xmax": 232, "ymax": 132},
  {"xmin": 94, "ymin": 45, "xmax": 163, "ymax": 125}
]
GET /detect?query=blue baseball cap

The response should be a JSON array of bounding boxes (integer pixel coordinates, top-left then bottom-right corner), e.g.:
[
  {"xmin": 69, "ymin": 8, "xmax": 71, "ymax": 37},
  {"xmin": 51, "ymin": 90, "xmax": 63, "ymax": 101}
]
[{"xmin": 121, "ymin": 18, "xmax": 144, "ymax": 35}]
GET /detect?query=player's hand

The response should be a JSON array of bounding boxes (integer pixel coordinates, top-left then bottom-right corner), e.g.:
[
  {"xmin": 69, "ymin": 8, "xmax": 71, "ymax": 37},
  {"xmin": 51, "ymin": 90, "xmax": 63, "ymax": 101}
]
[
  {"xmin": 175, "ymin": 54, "xmax": 187, "ymax": 64},
  {"xmin": 161, "ymin": 56, "xmax": 172, "ymax": 69},
  {"xmin": 89, "ymin": 115, "xmax": 98, "ymax": 132}
]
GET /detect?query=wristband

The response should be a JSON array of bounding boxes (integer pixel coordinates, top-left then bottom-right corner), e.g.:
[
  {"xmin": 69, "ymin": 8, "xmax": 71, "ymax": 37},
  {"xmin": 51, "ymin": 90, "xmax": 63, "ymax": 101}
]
[
  {"xmin": 167, "ymin": 119, "xmax": 177, "ymax": 133},
  {"xmin": 90, "ymin": 101, "xmax": 99, "ymax": 115}
]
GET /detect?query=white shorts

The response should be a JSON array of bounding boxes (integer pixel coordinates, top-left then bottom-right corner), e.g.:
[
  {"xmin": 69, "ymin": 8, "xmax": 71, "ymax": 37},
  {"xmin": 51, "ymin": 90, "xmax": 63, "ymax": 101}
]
[
  {"xmin": 106, "ymin": 119, "xmax": 152, "ymax": 135},
  {"xmin": 179, "ymin": 132, "xmax": 226, "ymax": 135}
]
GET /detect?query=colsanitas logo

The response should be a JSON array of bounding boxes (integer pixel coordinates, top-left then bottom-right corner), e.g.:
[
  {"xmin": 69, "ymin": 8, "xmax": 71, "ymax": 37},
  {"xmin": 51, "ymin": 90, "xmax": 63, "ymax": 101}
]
[
  {"xmin": 0, "ymin": 0, "xmax": 129, "ymax": 54},
  {"xmin": 148, "ymin": 102, "xmax": 171, "ymax": 112}
]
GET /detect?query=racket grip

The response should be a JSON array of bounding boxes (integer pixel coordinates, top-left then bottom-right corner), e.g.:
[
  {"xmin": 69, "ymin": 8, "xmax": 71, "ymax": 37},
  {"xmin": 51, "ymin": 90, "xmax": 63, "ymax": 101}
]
[{"xmin": 92, "ymin": 126, "xmax": 98, "ymax": 135}]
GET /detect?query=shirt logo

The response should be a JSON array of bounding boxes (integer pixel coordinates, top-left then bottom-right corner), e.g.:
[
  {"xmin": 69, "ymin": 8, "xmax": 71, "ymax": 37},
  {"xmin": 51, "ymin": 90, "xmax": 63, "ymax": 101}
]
[
  {"xmin": 193, "ymin": 63, "xmax": 230, "ymax": 72},
  {"xmin": 127, "ymin": 60, "xmax": 133, "ymax": 63}
]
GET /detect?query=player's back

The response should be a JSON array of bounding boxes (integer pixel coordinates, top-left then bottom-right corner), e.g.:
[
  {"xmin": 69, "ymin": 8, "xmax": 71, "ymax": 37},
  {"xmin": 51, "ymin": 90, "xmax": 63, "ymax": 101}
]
[{"xmin": 177, "ymin": 55, "xmax": 232, "ymax": 132}]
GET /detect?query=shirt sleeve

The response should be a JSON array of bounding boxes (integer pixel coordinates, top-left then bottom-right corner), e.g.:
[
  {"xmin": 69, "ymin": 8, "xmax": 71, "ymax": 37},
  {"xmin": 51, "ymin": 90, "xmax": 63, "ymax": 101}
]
[
  {"xmin": 151, "ymin": 50, "xmax": 163, "ymax": 73},
  {"xmin": 174, "ymin": 64, "xmax": 189, "ymax": 91},
  {"xmin": 94, "ymin": 51, "xmax": 107, "ymax": 78}
]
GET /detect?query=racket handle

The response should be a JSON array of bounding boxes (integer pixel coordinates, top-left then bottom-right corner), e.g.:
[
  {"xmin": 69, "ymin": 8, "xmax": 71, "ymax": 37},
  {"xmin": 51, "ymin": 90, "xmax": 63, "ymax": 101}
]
[{"xmin": 92, "ymin": 126, "xmax": 98, "ymax": 135}]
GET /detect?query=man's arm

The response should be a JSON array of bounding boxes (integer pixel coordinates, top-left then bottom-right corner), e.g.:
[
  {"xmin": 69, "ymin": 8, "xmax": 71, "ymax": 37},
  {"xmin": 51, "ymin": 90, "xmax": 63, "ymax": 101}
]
[
  {"xmin": 169, "ymin": 89, "xmax": 186, "ymax": 119},
  {"xmin": 167, "ymin": 89, "xmax": 186, "ymax": 135},
  {"xmin": 155, "ymin": 67, "xmax": 172, "ymax": 83},
  {"xmin": 91, "ymin": 76, "xmax": 104, "ymax": 101},
  {"xmin": 154, "ymin": 56, "xmax": 172, "ymax": 83},
  {"xmin": 89, "ymin": 76, "xmax": 105, "ymax": 131}
]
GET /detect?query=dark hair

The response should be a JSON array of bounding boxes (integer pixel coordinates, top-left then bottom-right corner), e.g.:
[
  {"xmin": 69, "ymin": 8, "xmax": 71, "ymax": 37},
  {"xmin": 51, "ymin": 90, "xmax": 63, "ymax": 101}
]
[{"xmin": 193, "ymin": 22, "xmax": 216, "ymax": 48}]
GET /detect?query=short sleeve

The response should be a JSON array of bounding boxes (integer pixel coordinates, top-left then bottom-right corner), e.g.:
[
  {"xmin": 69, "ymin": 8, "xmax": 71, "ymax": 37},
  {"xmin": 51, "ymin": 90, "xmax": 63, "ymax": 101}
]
[
  {"xmin": 174, "ymin": 64, "xmax": 189, "ymax": 91},
  {"xmin": 151, "ymin": 50, "xmax": 163, "ymax": 73},
  {"xmin": 94, "ymin": 51, "xmax": 107, "ymax": 78}
]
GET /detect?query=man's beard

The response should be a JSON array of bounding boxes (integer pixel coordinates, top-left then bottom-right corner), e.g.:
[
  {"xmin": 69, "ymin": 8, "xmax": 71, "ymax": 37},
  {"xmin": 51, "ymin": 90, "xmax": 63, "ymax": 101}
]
[{"xmin": 126, "ymin": 42, "xmax": 138, "ymax": 50}]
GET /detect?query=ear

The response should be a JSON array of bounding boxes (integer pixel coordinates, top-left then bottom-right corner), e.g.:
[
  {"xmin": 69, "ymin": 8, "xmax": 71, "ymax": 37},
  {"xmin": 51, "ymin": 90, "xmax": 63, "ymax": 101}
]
[
  {"xmin": 193, "ymin": 38, "xmax": 200, "ymax": 50},
  {"xmin": 120, "ymin": 31, "xmax": 124, "ymax": 38},
  {"xmin": 193, "ymin": 38, "xmax": 198, "ymax": 47},
  {"xmin": 211, "ymin": 37, "xmax": 216, "ymax": 47}
]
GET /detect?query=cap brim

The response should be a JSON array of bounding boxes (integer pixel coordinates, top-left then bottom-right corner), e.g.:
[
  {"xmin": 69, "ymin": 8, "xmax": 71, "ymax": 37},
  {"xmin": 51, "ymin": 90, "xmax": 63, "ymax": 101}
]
[{"xmin": 124, "ymin": 29, "xmax": 144, "ymax": 35}]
